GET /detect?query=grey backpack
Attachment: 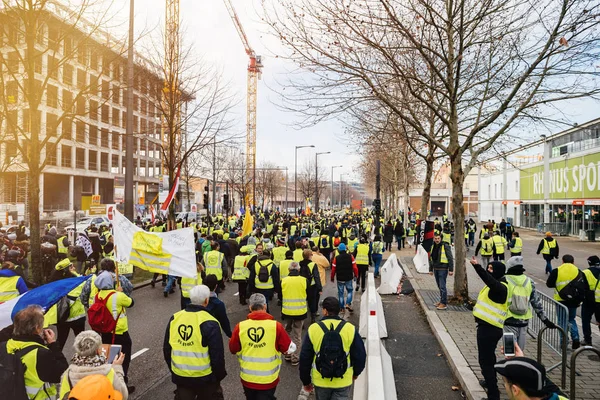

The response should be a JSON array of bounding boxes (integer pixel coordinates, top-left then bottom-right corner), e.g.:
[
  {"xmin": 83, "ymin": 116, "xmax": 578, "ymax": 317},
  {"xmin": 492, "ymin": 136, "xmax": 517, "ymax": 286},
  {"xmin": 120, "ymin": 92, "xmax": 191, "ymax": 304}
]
[{"xmin": 506, "ymin": 276, "xmax": 531, "ymax": 316}]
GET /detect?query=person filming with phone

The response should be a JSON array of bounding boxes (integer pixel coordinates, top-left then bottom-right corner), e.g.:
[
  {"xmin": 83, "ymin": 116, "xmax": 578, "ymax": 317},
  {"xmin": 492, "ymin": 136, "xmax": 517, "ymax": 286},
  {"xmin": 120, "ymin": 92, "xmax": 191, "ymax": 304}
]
[
  {"xmin": 470, "ymin": 256, "xmax": 508, "ymax": 400},
  {"xmin": 58, "ymin": 330, "xmax": 128, "ymax": 399}
]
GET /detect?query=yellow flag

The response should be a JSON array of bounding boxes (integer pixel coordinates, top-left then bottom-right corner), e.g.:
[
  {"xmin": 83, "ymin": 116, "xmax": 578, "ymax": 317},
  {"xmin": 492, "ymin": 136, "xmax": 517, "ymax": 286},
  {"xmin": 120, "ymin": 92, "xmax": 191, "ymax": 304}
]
[
  {"xmin": 241, "ymin": 208, "xmax": 253, "ymax": 238},
  {"xmin": 132, "ymin": 231, "xmax": 163, "ymax": 255}
]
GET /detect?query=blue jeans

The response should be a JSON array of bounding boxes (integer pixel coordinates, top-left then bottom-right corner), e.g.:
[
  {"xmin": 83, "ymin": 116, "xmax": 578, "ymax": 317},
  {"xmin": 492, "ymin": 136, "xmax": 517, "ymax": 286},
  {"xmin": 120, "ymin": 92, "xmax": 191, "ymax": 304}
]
[
  {"xmin": 557, "ymin": 305, "xmax": 579, "ymax": 343},
  {"xmin": 434, "ymin": 269, "xmax": 448, "ymax": 305},
  {"xmin": 164, "ymin": 275, "xmax": 176, "ymax": 293},
  {"xmin": 315, "ymin": 385, "xmax": 351, "ymax": 400},
  {"xmin": 545, "ymin": 258, "xmax": 553, "ymax": 274},
  {"xmin": 337, "ymin": 280, "xmax": 354, "ymax": 308},
  {"xmin": 468, "ymin": 232, "xmax": 475, "ymax": 246},
  {"xmin": 395, "ymin": 235, "xmax": 404, "ymax": 250},
  {"xmin": 372, "ymin": 254, "xmax": 383, "ymax": 276}
]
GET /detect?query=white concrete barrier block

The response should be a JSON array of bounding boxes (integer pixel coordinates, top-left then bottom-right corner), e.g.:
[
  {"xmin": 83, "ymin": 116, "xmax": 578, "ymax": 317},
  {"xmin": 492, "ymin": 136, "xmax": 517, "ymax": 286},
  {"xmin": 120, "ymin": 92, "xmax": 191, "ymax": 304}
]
[
  {"xmin": 376, "ymin": 291, "xmax": 388, "ymax": 338},
  {"xmin": 378, "ymin": 253, "xmax": 403, "ymax": 294},
  {"xmin": 413, "ymin": 244, "xmax": 430, "ymax": 274},
  {"xmin": 359, "ymin": 291, "xmax": 368, "ymax": 338},
  {"xmin": 380, "ymin": 342, "xmax": 398, "ymax": 400}
]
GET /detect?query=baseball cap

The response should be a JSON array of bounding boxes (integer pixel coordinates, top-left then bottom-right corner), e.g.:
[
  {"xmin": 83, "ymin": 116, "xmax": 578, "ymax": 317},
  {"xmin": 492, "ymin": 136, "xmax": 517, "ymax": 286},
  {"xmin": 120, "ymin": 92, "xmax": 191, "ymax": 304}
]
[
  {"xmin": 338, "ymin": 243, "xmax": 347, "ymax": 251},
  {"xmin": 68, "ymin": 374, "xmax": 123, "ymax": 400},
  {"xmin": 545, "ymin": 231, "xmax": 552, "ymax": 237},
  {"xmin": 494, "ymin": 357, "xmax": 548, "ymax": 396},
  {"xmin": 587, "ymin": 255, "xmax": 600, "ymax": 266}
]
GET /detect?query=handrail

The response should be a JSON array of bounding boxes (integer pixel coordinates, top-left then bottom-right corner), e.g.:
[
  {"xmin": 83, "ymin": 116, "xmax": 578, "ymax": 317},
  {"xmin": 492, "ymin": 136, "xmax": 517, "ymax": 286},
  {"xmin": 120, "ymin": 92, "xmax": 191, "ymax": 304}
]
[
  {"xmin": 537, "ymin": 325, "xmax": 567, "ymax": 389},
  {"xmin": 570, "ymin": 346, "xmax": 600, "ymax": 399}
]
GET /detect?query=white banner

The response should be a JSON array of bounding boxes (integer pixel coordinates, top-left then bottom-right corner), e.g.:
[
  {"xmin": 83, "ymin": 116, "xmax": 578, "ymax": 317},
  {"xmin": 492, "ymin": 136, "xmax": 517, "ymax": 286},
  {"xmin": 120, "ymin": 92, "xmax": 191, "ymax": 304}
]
[{"xmin": 112, "ymin": 210, "xmax": 196, "ymax": 278}]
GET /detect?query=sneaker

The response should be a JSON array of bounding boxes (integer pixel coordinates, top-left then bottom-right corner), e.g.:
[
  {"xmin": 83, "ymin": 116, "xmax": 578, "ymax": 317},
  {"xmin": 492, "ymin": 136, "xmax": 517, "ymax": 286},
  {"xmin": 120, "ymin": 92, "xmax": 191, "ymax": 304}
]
[
  {"xmin": 163, "ymin": 292, "xmax": 168, "ymax": 298},
  {"xmin": 434, "ymin": 302, "xmax": 441, "ymax": 307},
  {"xmin": 169, "ymin": 289, "xmax": 175, "ymax": 294},
  {"xmin": 436, "ymin": 304, "xmax": 448, "ymax": 310},
  {"xmin": 572, "ymin": 340, "xmax": 581, "ymax": 350},
  {"xmin": 346, "ymin": 305, "xmax": 354, "ymax": 313}
]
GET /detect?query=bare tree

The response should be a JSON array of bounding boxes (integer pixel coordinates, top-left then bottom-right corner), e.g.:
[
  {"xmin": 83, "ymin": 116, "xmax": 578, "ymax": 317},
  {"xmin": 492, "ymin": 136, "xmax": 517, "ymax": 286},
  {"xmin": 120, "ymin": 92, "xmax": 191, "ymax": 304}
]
[
  {"xmin": 263, "ymin": 0, "xmax": 600, "ymax": 301},
  {"xmin": 297, "ymin": 159, "xmax": 327, "ymax": 210},
  {"xmin": 255, "ymin": 161, "xmax": 284, "ymax": 210}
]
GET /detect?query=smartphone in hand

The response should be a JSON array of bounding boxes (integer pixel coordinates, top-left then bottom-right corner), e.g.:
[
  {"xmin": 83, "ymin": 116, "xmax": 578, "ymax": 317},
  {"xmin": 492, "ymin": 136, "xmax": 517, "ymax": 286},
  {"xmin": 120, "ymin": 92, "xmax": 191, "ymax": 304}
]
[
  {"xmin": 503, "ymin": 333, "xmax": 516, "ymax": 357},
  {"xmin": 107, "ymin": 345, "xmax": 122, "ymax": 363}
]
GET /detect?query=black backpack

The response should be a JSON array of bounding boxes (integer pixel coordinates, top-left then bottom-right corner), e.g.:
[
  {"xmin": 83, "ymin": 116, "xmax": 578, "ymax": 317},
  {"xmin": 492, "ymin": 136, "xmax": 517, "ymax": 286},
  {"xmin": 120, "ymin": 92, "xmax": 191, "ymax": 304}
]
[
  {"xmin": 0, "ymin": 343, "xmax": 41, "ymax": 400},
  {"xmin": 558, "ymin": 271, "xmax": 587, "ymax": 307},
  {"xmin": 257, "ymin": 260, "xmax": 270, "ymax": 283},
  {"xmin": 315, "ymin": 321, "xmax": 348, "ymax": 380}
]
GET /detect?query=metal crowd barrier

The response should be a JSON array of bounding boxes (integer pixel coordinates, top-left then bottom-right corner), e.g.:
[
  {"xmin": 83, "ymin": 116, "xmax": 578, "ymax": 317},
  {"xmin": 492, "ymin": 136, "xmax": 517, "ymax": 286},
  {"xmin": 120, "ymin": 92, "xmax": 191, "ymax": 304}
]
[
  {"xmin": 527, "ymin": 291, "xmax": 569, "ymax": 378},
  {"xmin": 536, "ymin": 325, "xmax": 567, "ymax": 388},
  {"xmin": 570, "ymin": 346, "xmax": 600, "ymax": 400},
  {"xmin": 538, "ymin": 222, "xmax": 569, "ymax": 236}
]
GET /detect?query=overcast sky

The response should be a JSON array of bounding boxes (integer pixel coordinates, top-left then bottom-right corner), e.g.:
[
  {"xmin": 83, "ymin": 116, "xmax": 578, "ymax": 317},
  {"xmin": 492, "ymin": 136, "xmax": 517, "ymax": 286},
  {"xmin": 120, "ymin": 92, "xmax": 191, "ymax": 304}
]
[{"xmin": 106, "ymin": 0, "xmax": 599, "ymax": 181}]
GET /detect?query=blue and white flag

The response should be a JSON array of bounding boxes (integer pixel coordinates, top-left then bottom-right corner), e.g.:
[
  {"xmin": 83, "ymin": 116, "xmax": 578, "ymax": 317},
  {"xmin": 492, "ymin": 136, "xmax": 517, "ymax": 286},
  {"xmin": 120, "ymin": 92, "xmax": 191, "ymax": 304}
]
[{"xmin": 0, "ymin": 276, "xmax": 90, "ymax": 330}]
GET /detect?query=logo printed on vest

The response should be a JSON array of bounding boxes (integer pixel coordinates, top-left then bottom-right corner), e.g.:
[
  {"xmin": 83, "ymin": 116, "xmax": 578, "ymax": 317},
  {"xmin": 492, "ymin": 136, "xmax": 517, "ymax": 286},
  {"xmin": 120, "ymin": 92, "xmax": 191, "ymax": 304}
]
[
  {"xmin": 247, "ymin": 327, "xmax": 265, "ymax": 343},
  {"xmin": 178, "ymin": 325, "xmax": 193, "ymax": 341}
]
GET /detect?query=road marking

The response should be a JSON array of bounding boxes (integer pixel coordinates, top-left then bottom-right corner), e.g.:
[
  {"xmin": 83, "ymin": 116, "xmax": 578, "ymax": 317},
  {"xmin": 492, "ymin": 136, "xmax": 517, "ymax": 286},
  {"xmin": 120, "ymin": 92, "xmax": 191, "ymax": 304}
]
[{"xmin": 131, "ymin": 348, "xmax": 149, "ymax": 360}]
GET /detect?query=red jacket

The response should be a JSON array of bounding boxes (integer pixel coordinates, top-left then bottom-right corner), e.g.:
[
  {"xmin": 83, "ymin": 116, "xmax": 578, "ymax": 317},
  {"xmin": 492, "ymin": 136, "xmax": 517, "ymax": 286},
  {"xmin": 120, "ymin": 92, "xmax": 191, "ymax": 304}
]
[{"xmin": 229, "ymin": 311, "xmax": 292, "ymax": 390}]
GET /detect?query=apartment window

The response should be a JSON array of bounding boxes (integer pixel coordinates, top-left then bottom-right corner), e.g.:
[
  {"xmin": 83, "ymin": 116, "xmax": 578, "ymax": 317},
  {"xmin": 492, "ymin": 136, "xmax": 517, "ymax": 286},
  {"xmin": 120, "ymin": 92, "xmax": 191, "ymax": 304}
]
[
  {"xmin": 111, "ymin": 131, "xmax": 119, "ymax": 150},
  {"xmin": 101, "ymin": 104, "xmax": 109, "ymax": 124},
  {"xmin": 48, "ymin": 56, "xmax": 58, "ymax": 80},
  {"xmin": 89, "ymin": 125, "xmax": 98, "ymax": 145},
  {"xmin": 101, "ymin": 128, "xmax": 109, "ymax": 147},
  {"xmin": 90, "ymin": 51, "xmax": 99, "ymax": 71},
  {"xmin": 63, "ymin": 64, "xmax": 73, "ymax": 85},
  {"xmin": 141, "ymin": 99, "xmax": 147, "ymax": 115},
  {"xmin": 61, "ymin": 145, "xmax": 72, "ymax": 167},
  {"xmin": 77, "ymin": 43, "xmax": 88, "ymax": 65},
  {"xmin": 111, "ymin": 154, "xmax": 119, "ymax": 174},
  {"xmin": 22, "ymin": 109, "xmax": 41, "ymax": 134},
  {"xmin": 121, "ymin": 111, "xmax": 126, "ymax": 129},
  {"xmin": 89, "ymin": 100, "xmax": 98, "ymax": 120},
  {"xmin": 45, "ymin": 142, "xmax": 57, "ymax": 166},
  {"xmin": 47, "ymin": 85, "xmax": 58, "ymax": 108},
  {"xmin": 133, "ymin": 116, "xmax": 138, "ymax": 133},
  {"xmin": 76, "ymin": 148, "xmax": 85, "ymax": 169},
  {"xmin": 48, "ymin": 27, "xmax": 59, "ymax": 52},
  {"xmin": 112, "ymin": 108, "xmax": 120, "ymax": 127},
  {"xmin": 140, "ymin": 119, "xmax": 147, "ymax": 134},
  {"xmin": 5, "ymin": 141, "xmax": 17, "ymax": 164},
  {"xmin": 6, "ymin": 81, "xmax": 18, "ymax": 104},
  {"xmin": 7, "ymin": 52, "xmax": 19, "ymax": 75},
  {"xmin": 76, "ymin": 97, "xmax": 86, "ymax": 116},
  {"xmin": 62, "ymin": 118, "xmax": 73, "ymax": 139},
  {"xmin": 62, "ymin": 90, "xmax": 73, "ymax": 112},
  {"xmin": 89, "ymin": 150, "xmax": 97, "ymax": 170},
  {"xmin": 46, "ymin": 113, "xmax": 57, "ymax": 137},
  {"xmin": 134, "ymin": 95, "xmax": 139, "ymax": 112},
  {"xmin": 112, "ymin": 62, "xmax": 120, "ymax": 81},
  {"xmin": 112, "ymin": 85, "xmax": 120, "ymax": 105},
  {"xmin": 77, "ymin": 69, "xmax": 86, "ymax": 89},
  {"xmin": 100, "ymin": 153, "xmax": 109, "ymax": 172},
  {"xmin": 64, "ymin": 36, "xmax": 73, "ymax": 56},
  {"xmin": 148, "ymin": 121, "xmax": 155, "ymax": 136},
  {"xmin": 76, "ymin": 121, "xmax": 85, "ymax": 143}
]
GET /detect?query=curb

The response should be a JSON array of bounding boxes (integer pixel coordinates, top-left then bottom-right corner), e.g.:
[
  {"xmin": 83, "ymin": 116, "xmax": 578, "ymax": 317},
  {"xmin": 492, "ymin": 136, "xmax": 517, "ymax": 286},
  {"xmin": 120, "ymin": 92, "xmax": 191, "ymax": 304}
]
[{"xmin": 398, "ymin": 257, "xmax": 486, "ymax": 400}]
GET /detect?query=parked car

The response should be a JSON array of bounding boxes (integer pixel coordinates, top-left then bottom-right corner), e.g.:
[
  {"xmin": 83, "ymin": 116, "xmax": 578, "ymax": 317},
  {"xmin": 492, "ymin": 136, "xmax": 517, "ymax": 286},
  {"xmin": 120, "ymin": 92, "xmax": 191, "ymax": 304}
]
[{"xmin": 65, "ymin": 216, "xmax": 110, "ymax": 232}]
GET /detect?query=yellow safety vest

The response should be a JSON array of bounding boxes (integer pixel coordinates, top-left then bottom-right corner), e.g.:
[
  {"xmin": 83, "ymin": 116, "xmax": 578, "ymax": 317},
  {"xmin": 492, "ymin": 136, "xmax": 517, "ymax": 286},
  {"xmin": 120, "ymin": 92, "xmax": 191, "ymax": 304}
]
[
  {"xmin": 290, "ymin": 225, "xmax": 297, "ymax": 236},
  {"xmin": 97, "ymin": 289, "xmax": 130, "ymax": 334},
  {"xmin": 279, "ymin": 259, "xmax": 293, "ymax": 281},
  {"xmin": 505, "ymin": 275, "xmax": 533, "ymax": 320},
  {"xmin": 6, "ymin": 340, "xmax": 57, "ymax": 400},
  {"xmin": 541, "ymin": 239, "xmax": 557, "ymax": 255},
  {"xmin": 407, "ymin": 229, "xmax": 415, "ymax": 237},
  {"xmin": 480, "ymin": 238, "xmax": 494, "ymax": 256},
  {"xmin": 281, "ymin": 275, "xmax": 307, "ymax": 316},
  {"xmin": 308, "ymin": 319, "xmax": 355, "ymax": 388},
  {"xmin": 347, "ymin": 238, "xmax": 358, "ymax": 252},
  {"xmin": 57, "ymin": 236, "xmax": 68, "ymax": 255},
  {"xmin": 0, "ymin": 275, "xmax": 21, "ymax": 303},
  {"xmin": 473, "ymin": 283, "xmax": 509, "ymax": 328},
  {"xmin": 232, "ymin": 255, "xmax": 250, "ymax": 281},
  {"xmin": 66, "ymin": 282, "xmax": 86, "ymax": 322},
  {"xmin": 169, "ymin": 310, "xmax": 216, "ymax": 378},
  {"xmin": 553, "ymin": 263, "xmax": 580, "ymax": 302},
  {"xmin": 319, "ymin": 235, "xmax": 330, "ymax": 249},
  {"xmin": 492, "ymin": 236, "xmax": 506, "ymax": 253},
  {"xmin": 255, "ymin": 260, "xmax": 275, "ymax": 290},
  {"xmin": 272, "ymin": 247, "xmax": 287, "ymax": 267},
  {"xmin": 355, "ymin": 244, "xmax": 370, "ymax": 265},
  {"xmin": 510, "ymin": 237, "xmax": 523, "ymax": 254},
  {"xmin": 204, "ymin": 251, "xmax": 224, "ymax": 281},
  {"xmin": 59, "ymin": 368, "xmax": 115, "ymax": 399},
  {"xmin": 180, "ymin": 272, "xmax": 204, "ymax": 298},
  {"xmin": 293, "ymin": 249, "xmax": 304, "ymax": 263},
  {"xmin": 442, "ymin": 233, "xmax": 451, "ymax": 244},
  {"xmin": 439, "ymin": 244, "xmax": 448, "ymax": 264},
  {"xmin": 176, "ymin": 222, "xmax": 183, "ymax": 230},
  {"xmin": 372, "ymin": 241, "xmax": 383, "ymax": 254},
  {"xmin": 583, "ymin": 269, "xmax": 600, "ymax": 303},
  {"xmin": 238, "ymin": 319, "xmax": 281, "ymax": 384}
]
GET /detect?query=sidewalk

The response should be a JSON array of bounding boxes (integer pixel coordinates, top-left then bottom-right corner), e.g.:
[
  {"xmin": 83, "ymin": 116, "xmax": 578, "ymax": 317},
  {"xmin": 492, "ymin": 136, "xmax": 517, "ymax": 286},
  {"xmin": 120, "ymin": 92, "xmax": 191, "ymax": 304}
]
[{"xmin": 393, "ymin": 246, "xmax": 600, "ymax": 400}]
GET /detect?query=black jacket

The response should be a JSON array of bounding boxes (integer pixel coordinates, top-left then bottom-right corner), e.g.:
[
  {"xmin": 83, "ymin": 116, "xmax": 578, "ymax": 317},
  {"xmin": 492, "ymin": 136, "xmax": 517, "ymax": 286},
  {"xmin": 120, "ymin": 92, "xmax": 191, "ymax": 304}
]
[
  {"xmin": 299, "ymin": 259, "xmax": 323, "ymax": 291},
  {"xmin": 9, "ymin": 334, "xmax": 68, "ymax": 385},
  {"xmin": 472, "ymin": 262, "xmax": 508, "ymax": 327},
  {"xmin": 333, "ymin": 252, "xmax": 354, "ymax": 282},
  {"xmin": 536, "ymin": 237, "xmax": 559, "ymax": 259},
  {"xmin": 163, "ymin": 305, "xmax": 227, "ymax": 387},
  {"xmin": 299, "ymin": 316, "xmax": 366, "ymax": 386},
  {"xmin": 393, "ymin": 223, "xmax": 404, "ymax": 236}
]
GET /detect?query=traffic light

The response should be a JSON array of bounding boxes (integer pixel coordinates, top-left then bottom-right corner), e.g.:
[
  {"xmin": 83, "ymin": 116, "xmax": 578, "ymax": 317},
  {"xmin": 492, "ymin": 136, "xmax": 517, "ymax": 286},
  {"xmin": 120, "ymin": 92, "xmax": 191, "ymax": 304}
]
[
  {"xmin": 203, "ymin": 186, "xmax": 209, "ymax": 209},
  {"xmin": 223, "ymin": 194, "xmax": 229, "ymax": 211}
]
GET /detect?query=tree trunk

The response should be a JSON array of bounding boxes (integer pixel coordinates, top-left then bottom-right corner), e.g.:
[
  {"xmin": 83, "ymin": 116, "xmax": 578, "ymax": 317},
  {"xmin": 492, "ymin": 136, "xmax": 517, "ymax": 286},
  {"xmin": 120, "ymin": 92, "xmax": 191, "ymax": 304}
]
[
  {"xmin": 420, "ymin": 151, "xmax": 434, "ymax": 219},
  {"xmin": 450, "ymin": 154, "xmax": 469, "ymax": 302},
  {"xmin": 28, "ymin": 169, "xmax": 42, "ymax": 283}
]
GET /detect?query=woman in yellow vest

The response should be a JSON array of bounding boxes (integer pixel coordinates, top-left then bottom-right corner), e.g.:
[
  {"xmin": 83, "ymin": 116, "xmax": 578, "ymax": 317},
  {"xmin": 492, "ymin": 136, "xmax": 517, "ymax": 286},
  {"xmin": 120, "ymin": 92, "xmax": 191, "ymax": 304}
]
[
  {"xmin": 469, "ymin": 257, "xmax": 509, "ymax": 400},
  {"xmin": 59, "ymin": 330, "xmax": 128, "ymax": 400}
]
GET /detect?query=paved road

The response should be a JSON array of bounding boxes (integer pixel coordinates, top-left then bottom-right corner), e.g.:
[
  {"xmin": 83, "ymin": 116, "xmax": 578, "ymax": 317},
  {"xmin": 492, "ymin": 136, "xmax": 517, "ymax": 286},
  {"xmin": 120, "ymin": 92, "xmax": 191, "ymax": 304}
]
[{"xmin": 59, "ymin": 260, "xmax": 462, "ymax": 399}]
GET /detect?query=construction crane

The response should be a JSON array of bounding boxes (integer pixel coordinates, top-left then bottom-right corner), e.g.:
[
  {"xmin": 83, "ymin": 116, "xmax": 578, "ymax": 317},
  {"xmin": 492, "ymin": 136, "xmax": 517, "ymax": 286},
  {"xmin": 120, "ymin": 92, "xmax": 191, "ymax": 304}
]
[{"xmin": 222, "ymin": 0, "xmax": 263, "ymax": 209}]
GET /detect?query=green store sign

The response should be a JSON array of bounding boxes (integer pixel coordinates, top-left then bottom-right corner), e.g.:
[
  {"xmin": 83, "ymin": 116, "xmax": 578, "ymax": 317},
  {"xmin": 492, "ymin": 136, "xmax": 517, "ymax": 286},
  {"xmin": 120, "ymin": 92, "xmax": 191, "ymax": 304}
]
[{"xmin": 520, "ymin": 151, "xmax": 600, "ymax": 200}]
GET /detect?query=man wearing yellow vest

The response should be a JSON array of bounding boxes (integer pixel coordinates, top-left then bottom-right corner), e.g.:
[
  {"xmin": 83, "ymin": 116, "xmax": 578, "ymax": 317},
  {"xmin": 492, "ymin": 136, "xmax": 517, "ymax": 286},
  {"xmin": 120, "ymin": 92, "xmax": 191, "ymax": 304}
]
[
  {"xmin": 180, "ymin": 262, "xmax": 204, "ymax": 310},
  {"xmin": 293, "ymin": 241, "xmax": 305, "ymax": 262},
  {"xmin": 202, "ymin": 241, "xmax": 227, "ymax": 293},
  {"xmin": 429, "ymin": 233, "xmax": 454, "ymax": 311},
  {"xmin": 278, "ymin": 250, "xmax": 294, "ymax": 283},
  {"xmin": 272, "ymin": 238, "xmax": 288, "ymax": 268},
  {"xmin": 0, "ymin": 260, "xmax": 28, "ymax": 303},
  {"xmin": 475, "ymin": 232, "xmax": 494, "ymax": 268},
  {"xmin": 491, "ymin": 231, "xmax": 508, "ymax": 262},
  {"xmin": 508, "ymin": 231, "xmax": 523, "ymax": 256},
  {"xmin": 233, "ymin": 246, "xmax": 251, "ymax": 305},
  {"xmin": 299, "ymin": 297, "xmax": 366, "ymax": 400},
  {"xmin": 546, "ymin": 254, "xmax": 583, "ymax": 349},
  {"xmin": 537, "ymin": 232, "xmax": 559, "ymax": 275},
  {"xmin": 299, "ymin": 249, "xmax": 323, "ymax": 323},
  {"xmin": 229, "ymin": 293, "xmax": 294, "ymax": 400},
  {"xmin": 247, "ymin": 249, "xmax": 281, "ymax": 313},
  {"xmin": 581, "ymin": 255, "xmax": 600, "ymax": 346},
  {"xmin": 469, "ymin": 257, "xmax": 509, "ymax": 400},
  {"xmin": 281, "ymin": 261, "xmax": 309, "ymax": 366},
  {"xmin": 163, "ymin": 285, "xmax": 227, "ymax": 399},
  {"xmin": 3, "ymin": 305, "xmax": 68, "ymax": 400}
]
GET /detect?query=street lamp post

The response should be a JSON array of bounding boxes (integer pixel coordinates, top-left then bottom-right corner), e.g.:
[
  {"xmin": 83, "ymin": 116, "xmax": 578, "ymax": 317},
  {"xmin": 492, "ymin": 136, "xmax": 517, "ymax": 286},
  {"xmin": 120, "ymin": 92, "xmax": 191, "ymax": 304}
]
[
  {"xmin": 315, "ymin": 151, "xmax": 331, "ymax": 213},
  {"xmin": 124, "ymin": 0, "xmax": 135, "ymax": 220},
  {"xmin": 340, "ymin": 173, "xmax": 346, "ymax": 209},
  {"xmin": 331, "ymin": 165, "xmax": 342, "ymax": 211},
  {"xmin": 294, "ymin": 145, "xmax": 314, "ymax": 214}
]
